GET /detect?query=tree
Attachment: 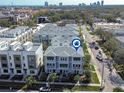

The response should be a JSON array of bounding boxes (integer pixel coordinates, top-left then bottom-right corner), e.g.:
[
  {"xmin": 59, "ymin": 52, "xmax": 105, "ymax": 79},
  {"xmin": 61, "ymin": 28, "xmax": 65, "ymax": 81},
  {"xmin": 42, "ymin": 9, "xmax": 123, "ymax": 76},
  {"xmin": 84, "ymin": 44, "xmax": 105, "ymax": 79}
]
[
  {"xmin": 23, "ymin": 20, "xmax": 36, "ymax": 27},
  {"xmin": 103, "ymin": 38, "xmax": 119, "ymax": 57},
  {"xmin": 49, "ymin": 73, "xmax": 58, "ymax": 82},
  {"xmin": 74, "ymin": 75, "xmax": 81, "ymax": 83},
  {"xmin": 95, "ymin": 28, "xmax": 112, "ymax": 42},
  {"xmin": 0, "ymin": 19, "xmax": 12, "ymax": 27},
  {"xmin": 84, "ymin": 71, "xmax": 91, "ymax": 83},
  {"xmin": 25, "ymin": 76, "xmax": 36, "ymax": 89},
  {"xmin": 113, "ymin": 87, "xmax": 124, "ymax": 92},
  {"xmin": 114, "ymin": 48, "xmax": 124, "ymax": 64}
]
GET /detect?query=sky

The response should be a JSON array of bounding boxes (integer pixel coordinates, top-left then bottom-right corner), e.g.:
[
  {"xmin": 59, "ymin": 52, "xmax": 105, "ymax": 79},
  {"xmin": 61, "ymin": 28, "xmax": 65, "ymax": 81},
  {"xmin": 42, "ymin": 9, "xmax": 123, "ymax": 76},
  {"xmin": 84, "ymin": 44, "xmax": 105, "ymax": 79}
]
[{"xmin": 0, "ymin": 0, "xmax": 124, "ymax": 6}]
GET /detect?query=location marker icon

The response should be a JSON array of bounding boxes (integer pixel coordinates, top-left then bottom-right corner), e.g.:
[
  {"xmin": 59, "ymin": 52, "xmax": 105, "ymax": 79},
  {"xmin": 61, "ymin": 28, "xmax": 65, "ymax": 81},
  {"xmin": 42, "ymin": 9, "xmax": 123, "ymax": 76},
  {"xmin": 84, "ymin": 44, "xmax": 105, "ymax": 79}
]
[{"xmin": 72, "ymin": 38, "xmax": 81, "ymax": 51}]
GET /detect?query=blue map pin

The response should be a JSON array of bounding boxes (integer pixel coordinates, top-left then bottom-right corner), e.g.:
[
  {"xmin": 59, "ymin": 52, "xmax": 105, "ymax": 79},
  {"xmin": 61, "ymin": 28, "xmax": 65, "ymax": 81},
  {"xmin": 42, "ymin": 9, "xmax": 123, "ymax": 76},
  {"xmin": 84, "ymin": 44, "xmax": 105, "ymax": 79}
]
[{"xmin": 72, "ymin": 38, "xmax": 81, "ymax": 51}]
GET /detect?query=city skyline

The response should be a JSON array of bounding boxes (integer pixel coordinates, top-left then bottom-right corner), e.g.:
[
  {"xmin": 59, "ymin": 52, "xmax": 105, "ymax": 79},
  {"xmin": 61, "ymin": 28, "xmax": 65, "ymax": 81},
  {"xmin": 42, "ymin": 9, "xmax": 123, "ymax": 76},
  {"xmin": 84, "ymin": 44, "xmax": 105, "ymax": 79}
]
[{"xmin": 0, "ymin": 0, "xmax": 124, "ymax": 6}]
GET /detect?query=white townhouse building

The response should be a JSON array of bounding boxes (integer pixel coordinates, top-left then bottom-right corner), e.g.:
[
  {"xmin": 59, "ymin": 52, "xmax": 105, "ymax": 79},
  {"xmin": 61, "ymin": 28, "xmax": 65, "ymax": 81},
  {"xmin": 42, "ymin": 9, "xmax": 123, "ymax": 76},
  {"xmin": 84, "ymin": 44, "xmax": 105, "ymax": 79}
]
[
  {"xmin": 33, "ymin": 23, "xmax": 79, "ymax": 44},
  {"xmin": 44, "ymin": 46, "xmax": 84, "ymax": 75},
  {"xmin": 0, "ymin": 26, "xmax": 37, "ymax": 44},
  {"xmin": 0, "ymin": 41, "xmax": 43, "ymax": 76}
]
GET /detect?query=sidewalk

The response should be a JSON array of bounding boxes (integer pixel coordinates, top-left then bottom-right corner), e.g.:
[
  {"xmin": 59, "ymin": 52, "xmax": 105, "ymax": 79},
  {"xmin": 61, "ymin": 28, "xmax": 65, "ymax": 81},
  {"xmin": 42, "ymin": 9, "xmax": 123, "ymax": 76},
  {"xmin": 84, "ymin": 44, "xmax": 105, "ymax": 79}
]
[
  {"xmin": 84, "ymin": 38, "xmax": 102, "ymax": 85},
  {"xmin": 0, "ymin": 79, "xmax": 100, "ymax": 87}
]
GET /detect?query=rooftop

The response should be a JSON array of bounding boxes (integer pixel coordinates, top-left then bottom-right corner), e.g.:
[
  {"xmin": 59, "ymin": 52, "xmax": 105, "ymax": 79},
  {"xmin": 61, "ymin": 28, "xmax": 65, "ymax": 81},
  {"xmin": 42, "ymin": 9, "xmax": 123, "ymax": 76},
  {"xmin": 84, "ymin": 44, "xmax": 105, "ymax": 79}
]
[
  {"xmin": 0, "ymin": 26, "xmax": 30, "ymax": 38},
  {"xmin": 44, "ymin": 46, "xmax": 84, "ymax": 57},
  {"xmin": 51, "ymin": 36, "xmax": 76, "ymax": 46},
  {"xmin": 35, "ymin": 23, "xmax": 79, "ymax": 37},
  {"xmin": 0, "ymin": 41, "xmax": 41, "ymax": 52}
]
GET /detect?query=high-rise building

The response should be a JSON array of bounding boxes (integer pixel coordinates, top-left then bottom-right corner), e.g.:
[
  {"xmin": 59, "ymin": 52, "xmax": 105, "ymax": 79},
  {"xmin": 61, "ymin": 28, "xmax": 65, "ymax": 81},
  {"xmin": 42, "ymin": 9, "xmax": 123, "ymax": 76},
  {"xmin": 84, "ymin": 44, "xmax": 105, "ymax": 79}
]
[
  {"xmin": 45, "ymin": 1, "xmax": 49, "ymax": 7},
  {"xmin": 82, "ymin": 3, "xmax": 86, "ymax": 6},
  {"xmin": 59, "ymin": 2, "xmax": 63, "ymax": 7},
  {"xmin": 79, "ymin": 3, "xmax": 82, "ymax": 7},
  {"xmin": 97, "ymin": 1, "xmax": 100, "ymax": 6},
  {"xmin": 101, "ymin": 0, "xmax": 104, "ymax": 6}
]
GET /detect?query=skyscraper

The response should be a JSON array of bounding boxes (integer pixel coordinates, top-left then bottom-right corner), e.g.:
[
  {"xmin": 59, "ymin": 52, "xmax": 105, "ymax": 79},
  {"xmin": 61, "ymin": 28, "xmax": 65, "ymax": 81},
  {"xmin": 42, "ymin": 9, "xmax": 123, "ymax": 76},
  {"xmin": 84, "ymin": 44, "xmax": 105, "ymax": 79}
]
[
  {"xmin": 101, "ymin": 0, "xmax": 104, "ymax": 6},
  {"xmin": 59, "ymin": 2, "xmax": 63, "ymax": 7},
  {"xmin": 97, "ymin": 1, "xmax": 100, "ymax": 6},
  {"xmin": 45, "ymin": 1, "xmax": 49, "ymax": 7}
]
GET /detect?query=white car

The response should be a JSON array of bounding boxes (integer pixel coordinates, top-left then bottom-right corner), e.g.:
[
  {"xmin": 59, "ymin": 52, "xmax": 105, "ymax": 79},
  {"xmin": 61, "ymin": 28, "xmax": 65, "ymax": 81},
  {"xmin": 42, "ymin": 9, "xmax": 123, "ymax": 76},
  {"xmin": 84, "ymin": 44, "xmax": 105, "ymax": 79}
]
[{"xmin": 39, "ymin": 87, "xmax": 51, "ymax": 92}]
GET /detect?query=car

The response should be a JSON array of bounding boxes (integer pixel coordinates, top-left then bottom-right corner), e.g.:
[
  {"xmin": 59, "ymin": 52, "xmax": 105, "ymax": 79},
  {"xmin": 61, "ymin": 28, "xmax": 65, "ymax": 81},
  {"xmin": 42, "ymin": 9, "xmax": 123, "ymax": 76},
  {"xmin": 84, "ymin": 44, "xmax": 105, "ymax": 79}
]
[
  {"xmin": 98, "ymin": 50, "xmax": 102, "ymax": 55},
  {"xmin": 94, "ymin": 45, "xmax": 99, "ymax": 50},
  {"xmin": 96, "ymin": 54, "xmax": 103, "ymax": 61},
  {"xmin": 39, "ymin": 87, "xmax": 51, "ymax": 92},
  {"xmin": 91, "ymin": 42, "xmax": 95, "ymax": 47}
]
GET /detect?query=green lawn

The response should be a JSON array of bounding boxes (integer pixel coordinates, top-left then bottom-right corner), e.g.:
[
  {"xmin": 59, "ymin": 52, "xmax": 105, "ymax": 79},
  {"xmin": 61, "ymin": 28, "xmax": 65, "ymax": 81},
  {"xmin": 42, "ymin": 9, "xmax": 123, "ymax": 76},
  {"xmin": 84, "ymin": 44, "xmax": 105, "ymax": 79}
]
[
  {"xmin": 72, "ymin": 86, "xmax": 100, "ymax": 91},
  {"xmin": 84, "ymin": 64, "xmax": 95, "ymax": 71},
  {"xmin": 91, "ymin": 72, "xmax": 100, "ymax": 84},
  {"xmin": 90, "ymin": 65, "xmax": 95, "ymax": 71},
  {"xmin": 63, "ymin": 85, "xmax": 100, "ymax": 92}
]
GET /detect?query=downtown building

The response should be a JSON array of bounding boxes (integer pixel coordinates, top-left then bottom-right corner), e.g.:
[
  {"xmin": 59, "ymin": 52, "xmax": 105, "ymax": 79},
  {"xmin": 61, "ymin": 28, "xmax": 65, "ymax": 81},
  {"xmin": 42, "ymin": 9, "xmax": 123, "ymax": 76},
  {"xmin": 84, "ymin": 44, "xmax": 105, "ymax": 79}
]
[{"xmin": 0, "ymin": 41, "xmax": 43, "ymax": 76}]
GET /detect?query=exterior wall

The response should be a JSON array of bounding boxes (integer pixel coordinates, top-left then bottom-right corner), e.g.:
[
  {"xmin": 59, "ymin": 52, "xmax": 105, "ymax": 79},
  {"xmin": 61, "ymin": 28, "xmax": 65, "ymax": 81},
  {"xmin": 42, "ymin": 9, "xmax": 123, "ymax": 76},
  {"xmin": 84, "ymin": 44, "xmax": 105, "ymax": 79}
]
[
  {"xmin": 44, "ymin": 56, "xmax": 83, "ymax": 75},
  {"xmin": 0, "ymin": 51, "xmax": 10, "ymax": 75},
  {"xmin": 0, "ymin": 28, "xmax": 37, "ymax": 44},
  {"xmin": 0, "ymin": 45, "xmax": 43, "ymax": 76}
]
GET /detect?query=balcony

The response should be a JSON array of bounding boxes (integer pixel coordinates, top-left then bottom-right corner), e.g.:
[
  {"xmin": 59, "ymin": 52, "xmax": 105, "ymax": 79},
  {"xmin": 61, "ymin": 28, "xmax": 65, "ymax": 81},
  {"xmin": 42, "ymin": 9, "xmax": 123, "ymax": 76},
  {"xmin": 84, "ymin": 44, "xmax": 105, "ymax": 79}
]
[
  {"xmin": 2, "ymin": 64, "xmax": 8, "ymax": 68},
  {"xmin": 15, "ymin": 64, "xmax": 22, "ymax": 69}
]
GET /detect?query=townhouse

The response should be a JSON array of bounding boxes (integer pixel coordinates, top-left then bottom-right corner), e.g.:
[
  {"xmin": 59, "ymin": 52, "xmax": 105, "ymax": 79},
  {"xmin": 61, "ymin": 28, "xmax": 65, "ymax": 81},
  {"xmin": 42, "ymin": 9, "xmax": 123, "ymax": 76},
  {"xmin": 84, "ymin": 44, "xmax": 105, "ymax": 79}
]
[
  {"xmin": 33, "ymin": 23, "xmax": 84, "ymax": 75},
  {"xmin": 33, "ymin": 23, "xmax": 79, "ymax": 44},
  {"xmin": 0, "ymin": 26, "xmax": 37, "ymax": 43},
  {"xmin": 0, "ymin": 41, "xmax": 43, "ymax": 76},
  {"xmin": 44, "ymin": 46, "xmax": 84, "ymax": 75}
]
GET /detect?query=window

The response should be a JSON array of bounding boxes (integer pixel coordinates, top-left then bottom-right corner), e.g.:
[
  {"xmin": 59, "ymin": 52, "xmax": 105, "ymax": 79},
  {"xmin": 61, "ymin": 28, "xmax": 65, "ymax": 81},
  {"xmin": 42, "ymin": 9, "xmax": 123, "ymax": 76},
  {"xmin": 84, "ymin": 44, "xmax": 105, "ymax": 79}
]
[
  {"xmin": 17, "ymin": 70, "xmax": 21, "ymax": 73},
  {"xmin": 47, "ymin": 57, "xmax": 54, "ymax": 60},
  {"xmin": 29, "ymin": 65, "xmax": 35, "ymax": 69},
  {"xmin": 73, "ymin": 64, "xmax": 80, "ymax": 69},
  {"xmin": 61, "ymin": 57, "xmax": 67, "ymax": 61},
  {"xmin": 53, "ymin": 64, "xmax": 55, "ymax": 66},
  {"xmin": 73, "ymin": 57, "xmax": 81, "ymax": 61},
  {"xmin": 30, "ymin": 70, "xmax": 35, "ymax": 74},
  {"xmin": 1, "ymin": 55, "xmax": 7, "ymax": 61},
  {"xmin": 47, "ymin": 63, "xmax": 55, "ymax": 67},
  {"xmin": 2, "ymin": 64, "xmax": 8, "ymax": 68},
  {"xmin": 60, "ymin": 64, "xmax": 68, "ymax": 68},
  {"xmin": 3, "ymin": 69, "xmax": 8, "ymax": 73},
  {"xmin": 53, "ymin": 69, "xmax": 55, "ymax": 72},
  {"xmin": 15, "ymin": 64, "xmax": 21, "ymax": 68},
  {"xmin": 76, "ymin": 64, "xmax": 80, "ymax": 68},
  {"xmin": 10, "ymin": 69, "xmax": 14, "ymax": 74},
  {"xmin": 23, "ymin": 64, "xmax": 26, "ymax": 67},
  {"xmin": 23, "ymin": 56, "xmax": 25, "ymax": 60},
  {"xmin": 28, "ymin": 55, "xmax": 35, "ymax": 62},
  {"xmin": 60, "ymin": 43, "xmax": 62, "ymax": 46},
  {"xmin": 14, "ymin": 55, "xmax": 21, "ymax": 62},
  {"xmin": 9, "ymin": 56, "xmax": 11, "ymax": 60}
]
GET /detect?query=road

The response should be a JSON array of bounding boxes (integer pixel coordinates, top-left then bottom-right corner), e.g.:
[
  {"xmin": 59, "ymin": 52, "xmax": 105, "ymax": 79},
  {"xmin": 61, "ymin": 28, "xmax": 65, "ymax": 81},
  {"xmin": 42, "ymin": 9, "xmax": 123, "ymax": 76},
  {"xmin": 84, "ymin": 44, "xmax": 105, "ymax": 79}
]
[{"xmin": 82, "ymin": 25, "xmax": 124, "ymax": 92}]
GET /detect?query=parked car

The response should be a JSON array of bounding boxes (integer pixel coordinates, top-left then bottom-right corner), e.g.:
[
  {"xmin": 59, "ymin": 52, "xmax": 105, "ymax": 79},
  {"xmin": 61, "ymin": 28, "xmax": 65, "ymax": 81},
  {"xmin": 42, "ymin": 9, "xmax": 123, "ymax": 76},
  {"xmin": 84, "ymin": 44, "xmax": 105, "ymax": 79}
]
[
  {"xmin": 96, "ymin": 54, "xmax": 103, "ymax": 61},
  {"xmin": 98, "ymin": 50, "xmax": 102, "ymax": 55},
  {"xmin": 92, "ymin": 42, "xmax": 96, "ymax": 45},
  {"xmin": 95, "ymin": 45, "xmax": 99, "ymax": 50},
  {"xmin": 39, "ymin": 87, "xmax": 51, "ymax": 92}
]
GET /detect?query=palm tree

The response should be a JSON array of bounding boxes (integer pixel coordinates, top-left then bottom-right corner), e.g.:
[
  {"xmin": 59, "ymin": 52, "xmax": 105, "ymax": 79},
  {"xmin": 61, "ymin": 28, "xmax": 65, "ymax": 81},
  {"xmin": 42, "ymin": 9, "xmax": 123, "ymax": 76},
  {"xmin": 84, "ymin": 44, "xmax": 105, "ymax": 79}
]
[
  {"xmin": 74, "ymin": 75, "xmax": 81, "ymax": 83},
  {"xmin": 49, "ymin": 73, "xmax": 58, "ymax": 83},
  {"xmin": 25, "ymin": 76, "xmax": 36, "ymax": 89}
]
